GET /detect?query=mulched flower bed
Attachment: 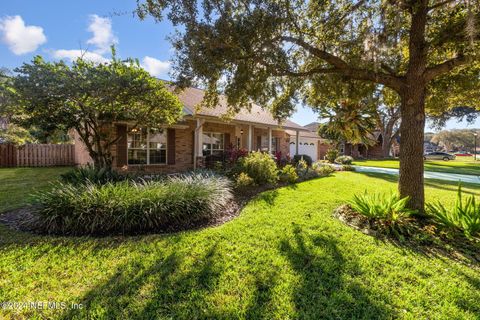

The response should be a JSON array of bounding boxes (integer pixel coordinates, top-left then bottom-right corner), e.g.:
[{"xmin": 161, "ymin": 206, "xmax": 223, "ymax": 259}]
[
  {"xmin": 0, "ymin": 179, "xmax": 298, "ymax": 236},
  {"xmin": 334, "ymin": 204, "xmax": 480, "ymax": 267}
]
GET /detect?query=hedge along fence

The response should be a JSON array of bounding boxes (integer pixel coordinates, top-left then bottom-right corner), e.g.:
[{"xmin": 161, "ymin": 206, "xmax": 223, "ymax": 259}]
[{"xmin": 0, "ymin": 144, "xmax": 75, "ymax": 167}]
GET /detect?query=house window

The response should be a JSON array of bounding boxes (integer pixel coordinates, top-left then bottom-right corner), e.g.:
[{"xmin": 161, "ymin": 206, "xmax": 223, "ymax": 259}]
[
  {"xmin": 259, "ymin": 135, "xmax": 279, "ymax": 153},
  {"xmin": 203, "ymin": 132, "xmax": 224, "ymax": 156},
  {"xmin": 127, "ymin": 127, "xmax": 167, "ymax": 165}
]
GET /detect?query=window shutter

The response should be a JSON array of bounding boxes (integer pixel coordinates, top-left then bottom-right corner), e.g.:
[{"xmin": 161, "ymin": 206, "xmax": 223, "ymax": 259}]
[
  {"xmin": 167, "ymin": 128, "xmax": 176, "ymax": 165},
  {"xmin": 224, "ymin": 133, "xmax": 231, "ymax": 150},
  {"xmin": 116, "ymin": 124, "xmax": 128, "ymax": 167}
]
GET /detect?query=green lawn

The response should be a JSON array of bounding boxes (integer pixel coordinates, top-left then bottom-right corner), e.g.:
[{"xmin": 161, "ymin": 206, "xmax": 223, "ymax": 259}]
[
  {"xmin": 354, "ymin": 157, "xmax": 480, "ymax": 176},
  {"xmin": 0, "ymin": 167, "xmax": 72, "ymax": 213},
  {"xmin": 0, "ymin": 170, "xmax": 479, "ymax": 319}
]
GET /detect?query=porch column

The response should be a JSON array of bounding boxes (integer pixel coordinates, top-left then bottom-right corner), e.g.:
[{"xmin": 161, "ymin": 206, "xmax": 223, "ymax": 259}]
[
  {"xmin": 295, "ymin": 130, "xmax": 299, "ymax": 155},
  {"xmin": 193, "ymin": 119, "xmax": 205, "ymax": 169},
  {"xmin": 248, "ymin": 125, "xmax": 253, "ymax": 151},
  {"xmin": 268, "ymin": 127, "xmax": 272, "ymax": 153}
]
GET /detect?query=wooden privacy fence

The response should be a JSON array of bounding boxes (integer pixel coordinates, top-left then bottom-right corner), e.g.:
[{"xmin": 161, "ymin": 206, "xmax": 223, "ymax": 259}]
[{"xmin": 0, "ymin": 144, "xmax": 75, "ymax": 167}]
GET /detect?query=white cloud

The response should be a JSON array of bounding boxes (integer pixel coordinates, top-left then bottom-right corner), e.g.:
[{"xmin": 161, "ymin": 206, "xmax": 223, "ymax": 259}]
[
  {"xmin": 86, "ymin": 14, "xmax": 117, "ymax": 54},
  {"xmin": 52, "ymin": 49, "xmax": 109, "ymax": 64},
  {"xmin": 0, "ymin": 15, "xmax": 47, "ymax": 55},
  {"xmin": 141, "ymin": 56, "xmax": 171, "ymax": 78}
]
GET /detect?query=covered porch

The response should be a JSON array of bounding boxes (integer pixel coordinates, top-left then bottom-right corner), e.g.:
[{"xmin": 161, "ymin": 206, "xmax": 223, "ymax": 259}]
[{"xmin": 193, "ymin": 118, "xmax": 303, "ymax": 169}]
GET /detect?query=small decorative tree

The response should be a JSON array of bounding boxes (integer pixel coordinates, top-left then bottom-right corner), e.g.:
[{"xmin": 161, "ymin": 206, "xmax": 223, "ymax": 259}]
[{"xmin": 4, "ymin": 48, "xmax": 183, "ymax": 168}]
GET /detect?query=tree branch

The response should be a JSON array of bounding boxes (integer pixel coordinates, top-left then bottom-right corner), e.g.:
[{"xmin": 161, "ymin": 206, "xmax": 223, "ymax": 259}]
[
  {"xmin": 424, "ymin": 54, "xmax": 471, "ymax": 81},
  {"xmin": 427, "ymin": 0, "xmax": 457, "ymax": 11},
  {"xmin": 279, "ymin": 36, "xmax": 404, "ymax": 90}
]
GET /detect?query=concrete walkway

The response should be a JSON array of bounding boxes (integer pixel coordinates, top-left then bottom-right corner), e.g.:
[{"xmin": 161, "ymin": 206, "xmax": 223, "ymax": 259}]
[{"xmin": 353, "ymin": 165, "xmax": 480, "ymax": 184}]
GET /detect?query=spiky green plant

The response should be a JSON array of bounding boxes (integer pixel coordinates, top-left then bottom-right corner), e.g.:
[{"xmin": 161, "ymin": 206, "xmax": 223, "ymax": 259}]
[
  {"xmin": 349, "ymin": 192, "xmax": 417, "ymax": 236},
  {"xmin": 426, "ymin": 186, "xmax": 480, "ymax": 239}
]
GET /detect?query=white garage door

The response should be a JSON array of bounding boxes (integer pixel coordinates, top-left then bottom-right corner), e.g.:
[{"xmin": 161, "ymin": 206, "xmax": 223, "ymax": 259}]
[{"xmin": 290, "ymin": 139, "xmax": 317, "ymax": 161}]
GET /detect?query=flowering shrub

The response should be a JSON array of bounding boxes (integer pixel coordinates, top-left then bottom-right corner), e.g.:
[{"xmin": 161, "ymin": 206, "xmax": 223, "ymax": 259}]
[
  {"xmin": 279, "ymin": 164, "xmax": 298, "ymax": 184},
  {"xmin": 238, "ymin": 151, "xmax": 278, "ymax": 185}
]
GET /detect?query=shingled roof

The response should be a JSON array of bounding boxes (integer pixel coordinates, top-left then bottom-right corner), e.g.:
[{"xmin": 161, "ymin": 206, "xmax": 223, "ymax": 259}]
[{"xmin": 176, "ymin": 87, "xmax": 307, "ymax": 131}]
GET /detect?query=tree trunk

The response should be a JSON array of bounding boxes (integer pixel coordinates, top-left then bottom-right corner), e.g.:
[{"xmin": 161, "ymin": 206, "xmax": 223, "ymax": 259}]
[
  {"xmin": 398, "ymin": 0, "xmax": 428, "ymax": 213},
  {"xmin": 398, "ymin": 87, "xmax": 426, "ymax": 213}
]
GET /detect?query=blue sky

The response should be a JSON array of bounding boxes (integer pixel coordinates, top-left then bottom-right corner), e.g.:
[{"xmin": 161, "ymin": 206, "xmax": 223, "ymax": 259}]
[{"xmin": 0, "ymin": 0, "xmax": 478, "ymax": 130}]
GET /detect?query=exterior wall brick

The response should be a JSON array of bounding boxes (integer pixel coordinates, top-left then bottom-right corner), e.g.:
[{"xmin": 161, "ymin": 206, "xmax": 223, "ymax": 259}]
[
  {"xmin": 72, "ymin": 119, "xmax": 293, "ymax": 173},
  {"xmin": 318, "ymin": 142, "xmax": 331, "ymax": 161}
]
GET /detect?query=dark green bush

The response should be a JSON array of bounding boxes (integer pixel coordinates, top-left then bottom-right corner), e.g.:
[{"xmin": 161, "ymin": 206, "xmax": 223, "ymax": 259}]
[
  {"xmin": 426, "ymin": 186, "xmax": 480, "ymax": 239},
  {"xmin": 326, "ymin": 149, "xmax": 339, "ymax": 163},
  {"xmin": 61, "ymin": 165, "xmax": 129, "ymax": 185},
  {"xmin": 33, "ymin": 173, "xmax": 233, "ymax": 235},
  {"xmin": 292, "ymin": 154, "xmax": 313, "ymax": 166},
  {"xmin": 335, "ymin": 155, "xmax": 353, "ymax": 165},
  {"xmin": 238, "ymin": 151, "xmax": 278, "ymax": 185}
]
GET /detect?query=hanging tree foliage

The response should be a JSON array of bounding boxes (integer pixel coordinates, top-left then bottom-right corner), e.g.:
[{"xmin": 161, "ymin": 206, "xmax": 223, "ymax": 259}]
[{"xmin": 137, "ymin": 0, "xmax": 480, "ymax": 211}]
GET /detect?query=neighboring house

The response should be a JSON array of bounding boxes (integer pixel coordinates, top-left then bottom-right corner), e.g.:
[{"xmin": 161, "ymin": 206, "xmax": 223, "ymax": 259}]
[
  {"xmin": 303, "ymin": 122, "xmax": 399, "ymax": 158},
  {"xmin": 74, "ymin": 87, "xmax": 309, "ymax": 172},
  {"xmin": 424, "ymin": 141, "xmax": 437, "ymax": 153}
]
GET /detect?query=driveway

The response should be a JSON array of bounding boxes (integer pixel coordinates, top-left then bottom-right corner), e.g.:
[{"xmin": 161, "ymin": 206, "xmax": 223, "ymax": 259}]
[{"xmin": 353, "ymin": 166, "xmax": 480, "ymax": 184}]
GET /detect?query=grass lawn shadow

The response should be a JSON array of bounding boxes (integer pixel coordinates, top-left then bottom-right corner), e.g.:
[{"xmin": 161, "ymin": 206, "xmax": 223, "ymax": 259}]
[{"xmin": 278, "ymin": 225, "xmax": 396, "ymax": 319}]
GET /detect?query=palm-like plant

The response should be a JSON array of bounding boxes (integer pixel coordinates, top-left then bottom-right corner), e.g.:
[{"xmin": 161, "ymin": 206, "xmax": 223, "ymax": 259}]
[
  {"xmin": 426, "ymin": 186, "xmax": 480, "ymax": 239},
  {"xmin": 318, "ymin": 99, "xmax": 377, "ymax": 146},
  {"xmin": 349, "ymin": 192, "xmax": 417, "ymax": 237}
]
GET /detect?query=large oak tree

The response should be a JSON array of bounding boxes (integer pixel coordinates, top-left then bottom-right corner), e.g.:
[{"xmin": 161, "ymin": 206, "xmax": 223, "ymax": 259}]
[{"xmin": 138, "ymin": 0, "xmax": 480, "ymax": 211}]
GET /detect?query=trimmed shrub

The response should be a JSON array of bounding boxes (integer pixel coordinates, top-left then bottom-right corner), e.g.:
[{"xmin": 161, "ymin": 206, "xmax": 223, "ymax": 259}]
[
  {"xmin": 292, "ymin": 154, "xmax": 313, "ymax": 166},
  {"xmin": 349, "ymin": 192, "xmax": 417, "ymax": 235},
  {"xmin": 235, "ymin": 172, "xmax": 255, "ymax": 189},
  {"xmin": 426, "ymin": 186, "xmax": 480, "ymax": 239},
  {"xmin": 61, "ymin": 165, "xmax": 129, "ymax": 185},
  {"xmin": 326, "ymin": 149, "xmax": 339, "ymax": 163},
  {"xmin": 239, "ymin": 151, "xmax": 278, "ymax": 185},
  {"xmin": 342, "ymin": 165, "xmax": 355, "ymax": 171},
  {"xmin": 279, "ymin": 164, "xmax": 298, "ymax": 184},
  {"xmin": 313, "ymin": 161, "xmax": 335, "ymax": 176},
  {"xmin": 32, "ymin": 173, "xmax": 233, "ymax": 235},
  {"xmin": 335, "ymin": 155, "xmax": 353, "ymax": 165},
  {"xmin": 316, "ymin": 165, "xmax": 335, "ymax": 176}
]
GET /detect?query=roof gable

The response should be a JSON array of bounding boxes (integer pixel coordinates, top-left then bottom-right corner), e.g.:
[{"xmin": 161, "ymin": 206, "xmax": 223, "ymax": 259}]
[{"xmin": 176, "ymin": 87, "xmax": 306, "ymax": 130}]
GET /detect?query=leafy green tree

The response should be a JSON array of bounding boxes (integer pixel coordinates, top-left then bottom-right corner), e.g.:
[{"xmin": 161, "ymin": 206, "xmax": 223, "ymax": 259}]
[
  {"xmin": 431, "ymin": 129, "xmax": 480, "ymax": 152},
  {"xmin": 137, "ymin": 0, "xmax": 480, "ymax": 211},
  {"xmin": 317, "ymin": 99, "xmax": 377, "ymax": 147},
  {"xmin": 5, "ymin": 49, "xmax": 183, "ymax": 168}
]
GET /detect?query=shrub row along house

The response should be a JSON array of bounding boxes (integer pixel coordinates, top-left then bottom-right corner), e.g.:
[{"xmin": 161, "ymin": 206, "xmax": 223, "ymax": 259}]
[
  {"xmin": 73, "ymin": 86, "xmax": 394, "ymax": 173},
  {"xmin": 75, "ymin": 87, "xmax": 320, "ymax": 173}
]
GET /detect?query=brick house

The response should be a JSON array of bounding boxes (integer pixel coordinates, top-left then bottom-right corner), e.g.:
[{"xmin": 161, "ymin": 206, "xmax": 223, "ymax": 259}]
[{"xmin": 73, "ymin": 87, "xmax": 309, "ymax": 173}]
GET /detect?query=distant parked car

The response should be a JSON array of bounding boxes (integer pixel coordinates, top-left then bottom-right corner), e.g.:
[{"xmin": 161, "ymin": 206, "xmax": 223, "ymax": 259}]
[
  {"xmin": 454, "ymin": 152, "xmax": 472, "ymax": 156},
  {"xmin": 424, "ymin": 152, "xmax": 456, "ymax": 161}
]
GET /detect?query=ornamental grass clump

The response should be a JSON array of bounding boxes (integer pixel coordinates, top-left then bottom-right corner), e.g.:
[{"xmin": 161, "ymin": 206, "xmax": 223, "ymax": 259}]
[
  {"xmin": 32, "ymin": 173, "xmax": 232, "ymax": 235},
  {"xmin": 426, "ymin": 186, "xmax": 480, "ymax": 239}
]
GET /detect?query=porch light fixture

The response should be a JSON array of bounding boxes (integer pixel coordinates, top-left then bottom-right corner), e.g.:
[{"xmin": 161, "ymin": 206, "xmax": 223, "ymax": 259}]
[{"xmin": 240, "ymin": 129, "xmax": 244, "ymax": 135}]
